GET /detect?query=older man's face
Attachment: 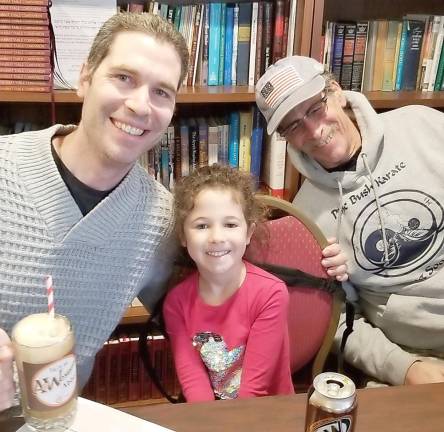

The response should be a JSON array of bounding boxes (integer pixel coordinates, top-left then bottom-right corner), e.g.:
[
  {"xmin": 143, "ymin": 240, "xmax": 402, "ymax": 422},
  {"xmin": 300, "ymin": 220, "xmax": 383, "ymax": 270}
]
[{"xmin": 279, "ymin": 86, "xmax": 362, "ymax": 169}]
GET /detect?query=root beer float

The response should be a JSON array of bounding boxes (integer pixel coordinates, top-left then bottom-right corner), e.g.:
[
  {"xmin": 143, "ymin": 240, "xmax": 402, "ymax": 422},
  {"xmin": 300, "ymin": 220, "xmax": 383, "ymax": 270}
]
[{"xmin": 11, "ymin": 277, "xmax": 77, "ymax": 431}]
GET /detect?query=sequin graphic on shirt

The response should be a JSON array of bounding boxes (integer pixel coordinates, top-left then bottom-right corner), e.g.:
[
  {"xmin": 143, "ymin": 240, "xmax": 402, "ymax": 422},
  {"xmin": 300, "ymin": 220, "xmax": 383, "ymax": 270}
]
[{"xmin": 192, "ymin": 331, "xmax": 245, "ymax": 399}]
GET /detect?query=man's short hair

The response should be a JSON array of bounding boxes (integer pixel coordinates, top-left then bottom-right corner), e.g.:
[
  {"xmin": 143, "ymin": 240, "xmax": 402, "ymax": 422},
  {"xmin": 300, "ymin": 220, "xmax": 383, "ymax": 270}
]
[{"xmin": 86, "ymin": 12, "xmax": 189, "ymax": 87}]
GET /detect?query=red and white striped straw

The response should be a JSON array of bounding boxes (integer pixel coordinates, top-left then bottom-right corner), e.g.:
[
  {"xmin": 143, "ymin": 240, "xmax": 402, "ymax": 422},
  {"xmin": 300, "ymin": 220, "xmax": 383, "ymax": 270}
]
[{"xmin": 46, "ymin": 275, "xmax": 55, "ymax": 319}]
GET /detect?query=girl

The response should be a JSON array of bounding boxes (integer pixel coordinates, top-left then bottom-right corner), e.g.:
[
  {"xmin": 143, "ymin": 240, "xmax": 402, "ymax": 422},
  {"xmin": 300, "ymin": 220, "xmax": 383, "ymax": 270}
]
[{"xmin": 163, "ymin": 165, "xmax": 347, "ymax": 402}]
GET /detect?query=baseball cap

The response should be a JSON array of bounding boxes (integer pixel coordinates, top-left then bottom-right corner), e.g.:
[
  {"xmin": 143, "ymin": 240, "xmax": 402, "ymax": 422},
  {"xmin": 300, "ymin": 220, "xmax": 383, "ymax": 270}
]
[{"xmin": 255, "ymin": 56, "xmax": 326, "ymax": 134}]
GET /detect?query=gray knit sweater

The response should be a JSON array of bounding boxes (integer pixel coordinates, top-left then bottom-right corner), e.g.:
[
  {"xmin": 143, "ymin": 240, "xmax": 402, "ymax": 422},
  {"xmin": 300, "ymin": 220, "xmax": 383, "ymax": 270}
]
[{"xmin": 0, "ymin": 124, "xmax": 176, "ymax": 389}]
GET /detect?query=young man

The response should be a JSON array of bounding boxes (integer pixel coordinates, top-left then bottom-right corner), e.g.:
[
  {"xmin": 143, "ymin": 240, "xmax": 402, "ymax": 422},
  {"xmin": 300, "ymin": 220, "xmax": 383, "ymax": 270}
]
[
  {"xmin": 255, "ymin": 55, "xmax": 444, "ymax": 386},
  {"xmin": 0, "ymin": 12, "xmax": 189, "ymax": 408}
]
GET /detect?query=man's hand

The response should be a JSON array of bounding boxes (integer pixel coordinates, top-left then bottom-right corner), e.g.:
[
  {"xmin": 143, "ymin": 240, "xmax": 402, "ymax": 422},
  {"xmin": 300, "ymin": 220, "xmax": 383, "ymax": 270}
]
[
  {"xmin": 0, "ymin": 328, "xmax": 15, "ymax": 411},
  {"xmin": 321, "ymin": 237, "xmax": 348, "ymax": 282},
  {"xmin": 405, "ymin": 360, "xmax": 444, "ymax": 385}
]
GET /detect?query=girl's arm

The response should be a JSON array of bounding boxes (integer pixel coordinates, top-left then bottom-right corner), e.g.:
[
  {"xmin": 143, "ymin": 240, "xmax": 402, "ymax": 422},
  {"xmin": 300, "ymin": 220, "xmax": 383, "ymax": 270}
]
[
  {"xmin": 238, "ymin": 281, "xmax": 291, "ymax": 397},
  {"xmin": 163, "ymin": 294, "xmax": 215, "ymax": 402}
]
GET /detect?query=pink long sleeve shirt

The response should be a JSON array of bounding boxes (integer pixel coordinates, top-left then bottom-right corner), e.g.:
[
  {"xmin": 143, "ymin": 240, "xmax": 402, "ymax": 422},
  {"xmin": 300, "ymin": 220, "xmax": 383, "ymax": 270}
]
[{"xmin": 163, "ymin": 261, "xmax": 294, "ymax": 402}]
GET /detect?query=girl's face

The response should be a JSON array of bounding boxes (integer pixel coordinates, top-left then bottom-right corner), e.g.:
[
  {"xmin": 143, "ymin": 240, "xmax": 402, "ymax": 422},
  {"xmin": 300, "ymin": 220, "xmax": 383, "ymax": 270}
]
[{"xmin": 181, "ymin": 187, "xmax": 254, "ymax": 279}]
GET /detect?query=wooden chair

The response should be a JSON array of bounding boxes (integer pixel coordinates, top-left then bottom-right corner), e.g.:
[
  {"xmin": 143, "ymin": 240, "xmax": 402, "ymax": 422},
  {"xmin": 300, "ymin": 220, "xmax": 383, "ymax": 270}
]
[{"xmin": 244, "ymin": 195, "xmax": 344, "ymax": 386}]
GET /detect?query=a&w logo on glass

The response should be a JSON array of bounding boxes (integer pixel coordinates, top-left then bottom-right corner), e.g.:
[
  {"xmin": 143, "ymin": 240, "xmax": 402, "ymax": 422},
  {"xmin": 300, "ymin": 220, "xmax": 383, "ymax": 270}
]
[
  {"xmin": 310, "ymin": 416, "xmax": 352, "ymax": 432},
  {"xmin": 32, "ymin": 354, "xmax": 77, "ymax": 406}
]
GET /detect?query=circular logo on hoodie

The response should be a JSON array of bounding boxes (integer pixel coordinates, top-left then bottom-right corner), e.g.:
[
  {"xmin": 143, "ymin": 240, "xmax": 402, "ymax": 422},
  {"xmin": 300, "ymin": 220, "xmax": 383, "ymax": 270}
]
[{"xmin": 352, "ymin": 190, "xmax": 444, "ymax": 277}]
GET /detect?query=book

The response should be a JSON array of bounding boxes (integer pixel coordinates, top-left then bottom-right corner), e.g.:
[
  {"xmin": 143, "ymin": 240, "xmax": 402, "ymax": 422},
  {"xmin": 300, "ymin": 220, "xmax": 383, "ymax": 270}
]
[
  {"xmin": 262, "ymin": 1, "xmax": 274, "ymax": 71},
  {"xmin": 218, "ymin": 3, "xmax": 226, "ymax": 85},
  {"xmin": 331, "ymin": 22, "xmax": 346, "ymax": 82},
  {"xmin": 0, "ymin": 0, "xmax": 49, "ymax": 4},
  {"xmin": 421, "ymin": 15, "xmax": 441, "ymax": 91},
  {"xmin": 223, "ymin": 3, "xmax": 234, "ymax": 85},
  {"xmin": 197, "ymin": 117, "xmax": 208, "ymax": 168},
  {"xmin": 160, "ymin": 134, "xmax": 169, "ymax": 189},
  {"xmin": 402, "ymin": 20, "xmax": 426, "ymax": 90},
  {"xmin": 434, "ymin": 40, "xmax": 444, "ymax": 90},
  {"xmin": 286, "ymin": 0, "xmax": 298, "ymax": 56},
  {"xmin": 350, "ymin": 21, "xmax": 368, "ymax": 91},
  {"xmin": 105, "ymin": 338, "xmax": 120, "ymax": 405},
  {"xmin": 188, "ymin": 118, "xmax": 199, "ymax": 173},
  {"xmin": 248, "ymin": 2, "xmax": 258, "ymax": 86},
  {"xmin": 0, "ymin": 28, "xmax": 49, "ymax": 36},
  {"xmin": 199, "ymin": 3, "xmax": 209, "ymax": 86},
  {"xmin": 382, "ymin": 20, "xmax": 401, "ymax": 91},
  {"xmin": 173, "ymin": 122, "xmax": 182, "ymax": 182},
  {"xmin": 207, "ymin": 117, "xmax": 220, "ymax": 166},
  {"xmin": 0, "ymin": 84, "xmax": 50, "ymax": 91},
  {"xmin": 0, "ymin": 66, "xmax": 50, "ymax": 74},
  {"xmin": 339, "ymin": 22, "xmax": 356, "ymax": 90},
  {"xmin": 394, "ymin": 20, "xmax": 408, "ymax": 90},
  {"xmin": 228, "ymin": 111, "xmax": 240, "ymax": 168},
  {"xmin": 254, "ymin": 1, "xmax": 264, "ymax": 82},
  {"xmin": 250, "ymin": 106, "xmax": 265, "ymax": 187},
  {"xmin": 179, "ymin": 119, "xmax": 190, "ymax": 177},
  {"xmin": 0, "ymin": 41, "xmax": 50, "ymax": 49},
  {"xmin": 0, "ymin": 11, "xmax": 47, "ymax": 19},
  {"xmin": 218, "ymin": 117, "xmax": 230, "ymax": 165},
  {"xmin": 231, "ymin": 3, "xmax": 239, "ymax": 85},
  {"xmin": 0, "ymin": 48, "xmax": 49, "ymax": 56},
  {"xmin": 129, "ymin": 336, "xmax": 142, "ymax": 402},
  {"xmin": 272, "ymin": 0, "xmax": 285, "ymax": 63},
  {"xmin": 208, "ymin": 2, "xmax": 221, "ymax": 86},
  {"xmin": 0, "ymin": 72, "xmax": 49, "ymax": 80},
  {"xmin": 427, "ymin": 16, "xmax": 444, "ymax": 91},
  {"xmin": 187, "ymin": 3, "xmax": 203, "ymax": 86},
  {"xmin": 236, "ymin": 2, "xmax": 252, "ymax": 85},
  {"xmin": 238, "ymin": 109, "xmax": 253, "ymax": 172},
  {"xmin": 261, "ymin": 132, "xmax": 287, "ymax": 198},
  {"xmin": 371, "ymin": 20, "xmax": 388, "ymax": 91},
  {"xmin": 118, "ymin": 333, "xmax": 131, "ymax": 403},
  {"xmin": 167, "ymin": 125, "xmax": 175, "ymax": 189}
]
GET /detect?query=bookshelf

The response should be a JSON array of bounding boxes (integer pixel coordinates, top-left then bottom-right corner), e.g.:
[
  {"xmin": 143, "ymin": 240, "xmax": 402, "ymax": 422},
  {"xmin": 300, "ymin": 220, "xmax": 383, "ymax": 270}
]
[{"xmin": 309, "ymin": 0, "xmax": 444, "ymax": 109}]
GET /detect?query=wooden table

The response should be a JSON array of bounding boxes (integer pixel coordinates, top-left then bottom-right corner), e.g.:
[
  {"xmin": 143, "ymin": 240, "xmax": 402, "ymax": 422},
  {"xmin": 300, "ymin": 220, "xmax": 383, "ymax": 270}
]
[
  {"xmin": 2, "ymin": 383, "xmax": 443, "ymax": 432},
  {"xmin": 123, "ymin": 383, "xmax": 444, "ymax": 432}
]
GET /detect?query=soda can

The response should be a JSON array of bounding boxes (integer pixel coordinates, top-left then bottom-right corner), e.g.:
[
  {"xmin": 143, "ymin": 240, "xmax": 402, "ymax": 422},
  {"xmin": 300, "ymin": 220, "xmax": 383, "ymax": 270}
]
[{"xmin": 304, "ymin": 372, "xmax": 357, "ymax": 432}]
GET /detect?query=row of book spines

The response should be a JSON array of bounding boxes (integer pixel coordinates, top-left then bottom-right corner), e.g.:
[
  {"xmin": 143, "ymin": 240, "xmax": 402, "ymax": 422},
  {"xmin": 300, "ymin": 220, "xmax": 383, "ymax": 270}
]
[
  {"xmin": 139, "ymin": 108, "xmax": 265, "ymax": 190},
  {"xmin": 81, "ymin": 335, "xmax": 181, "ymax": 405},
  {"xmin": 125, "ymin": 0, "xmax": 294, "ymax": 87},
  {"xmin": 201, "ymin": 1, "xmax": 290, "ymax": 87},
  {"xmin": 324, "ymin": 16, "xmax": 444, "ymax": 92}
]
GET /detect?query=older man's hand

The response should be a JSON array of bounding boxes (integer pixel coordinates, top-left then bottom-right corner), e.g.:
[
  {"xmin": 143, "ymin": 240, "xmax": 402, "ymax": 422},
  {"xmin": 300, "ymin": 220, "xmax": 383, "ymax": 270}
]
[
  {"xmin": 405, "ymin": 360, "xmax": 444, "ymax": 385},
  {"xmin": 321, "ymin": 237, "xmax": 349, "ymax": 282}
]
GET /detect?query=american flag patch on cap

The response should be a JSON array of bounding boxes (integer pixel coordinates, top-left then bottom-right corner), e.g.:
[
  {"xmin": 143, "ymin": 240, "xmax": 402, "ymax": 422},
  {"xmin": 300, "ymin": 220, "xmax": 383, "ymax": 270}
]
[{"xmin": 260, "ymin": 66, "xmax": 303, "ymax": 108}]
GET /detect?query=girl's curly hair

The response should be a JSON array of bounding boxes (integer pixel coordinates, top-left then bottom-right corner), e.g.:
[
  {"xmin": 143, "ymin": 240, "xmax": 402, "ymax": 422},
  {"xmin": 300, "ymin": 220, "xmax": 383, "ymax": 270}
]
[{"xmin": 174, "ymin": 164, "xmax": 268, "ymax": 241}]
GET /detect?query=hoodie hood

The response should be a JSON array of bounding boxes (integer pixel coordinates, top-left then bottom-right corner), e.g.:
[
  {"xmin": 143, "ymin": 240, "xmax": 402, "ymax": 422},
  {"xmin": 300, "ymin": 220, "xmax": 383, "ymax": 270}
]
[{"xmin": 286, "ymin": 90, "xmax": 384, "ymax": 190}]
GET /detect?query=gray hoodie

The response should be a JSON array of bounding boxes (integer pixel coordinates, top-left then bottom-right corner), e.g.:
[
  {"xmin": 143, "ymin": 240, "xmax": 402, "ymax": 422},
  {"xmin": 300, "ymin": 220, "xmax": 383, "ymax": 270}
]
[{"xmin": 290, "ymin": 91, "xmax": 444, "ymax": 385}]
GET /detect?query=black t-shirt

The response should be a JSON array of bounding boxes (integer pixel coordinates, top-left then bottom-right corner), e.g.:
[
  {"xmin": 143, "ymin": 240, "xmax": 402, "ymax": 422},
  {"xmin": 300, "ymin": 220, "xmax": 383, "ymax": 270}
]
[
  {"xmin": 51, "ymin": 145, "xmax": 114, "ymax": 216},
  {"xmin": 326, "ymin": 149, "xmax": 360, "ymax": 173}
]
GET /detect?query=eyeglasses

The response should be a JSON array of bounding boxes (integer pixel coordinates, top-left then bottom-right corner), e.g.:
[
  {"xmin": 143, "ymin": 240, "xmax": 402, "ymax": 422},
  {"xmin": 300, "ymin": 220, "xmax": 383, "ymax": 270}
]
[{"xmin": 279, "ymin": 94, "xmax": 328, "ymax": 137}]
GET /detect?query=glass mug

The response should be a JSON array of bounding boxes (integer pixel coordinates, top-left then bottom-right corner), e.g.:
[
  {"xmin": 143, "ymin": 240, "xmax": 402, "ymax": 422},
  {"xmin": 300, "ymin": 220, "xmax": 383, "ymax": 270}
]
[{"xmin": 12, "ymin": 313, "xmax": 78, "ymax": 431}]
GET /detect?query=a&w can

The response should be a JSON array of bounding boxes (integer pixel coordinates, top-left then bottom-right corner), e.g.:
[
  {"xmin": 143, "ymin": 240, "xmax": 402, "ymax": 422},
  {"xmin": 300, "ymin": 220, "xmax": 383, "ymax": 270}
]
[{"xmin": 304, "ymin": 372, "xmax": 357, "ymax": 432}]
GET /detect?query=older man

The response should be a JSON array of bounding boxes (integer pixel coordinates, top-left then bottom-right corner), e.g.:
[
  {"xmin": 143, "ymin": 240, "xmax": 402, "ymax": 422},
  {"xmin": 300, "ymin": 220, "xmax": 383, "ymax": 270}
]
[{"xmin": 255, "ymin": 55, "xmax": 444, "ymax": 386}]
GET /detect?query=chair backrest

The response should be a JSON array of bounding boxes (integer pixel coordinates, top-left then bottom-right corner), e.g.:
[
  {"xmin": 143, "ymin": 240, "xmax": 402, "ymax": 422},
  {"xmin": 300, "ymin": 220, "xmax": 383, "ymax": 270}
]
[{"xmin": 244, "ymin": 195, "xmax": 343, "ymax": 379}]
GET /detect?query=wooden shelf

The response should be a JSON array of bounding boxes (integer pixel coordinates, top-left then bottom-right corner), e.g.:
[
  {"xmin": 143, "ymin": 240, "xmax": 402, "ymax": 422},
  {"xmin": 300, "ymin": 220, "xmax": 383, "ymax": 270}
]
[
  {"xmin": 364, "ymin": 91, "xmax": 444, "ymax": 109},
  {"xmin": 1, "ymin": 88, "xmax": 443, "ymax": 109},
  {"xmin": 120, "ymin": 305, "xmax": 149, "ymax": 325},
  {"xmin": 0, "ymin": 86, "xmax": 256, "ymax": 104}
]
